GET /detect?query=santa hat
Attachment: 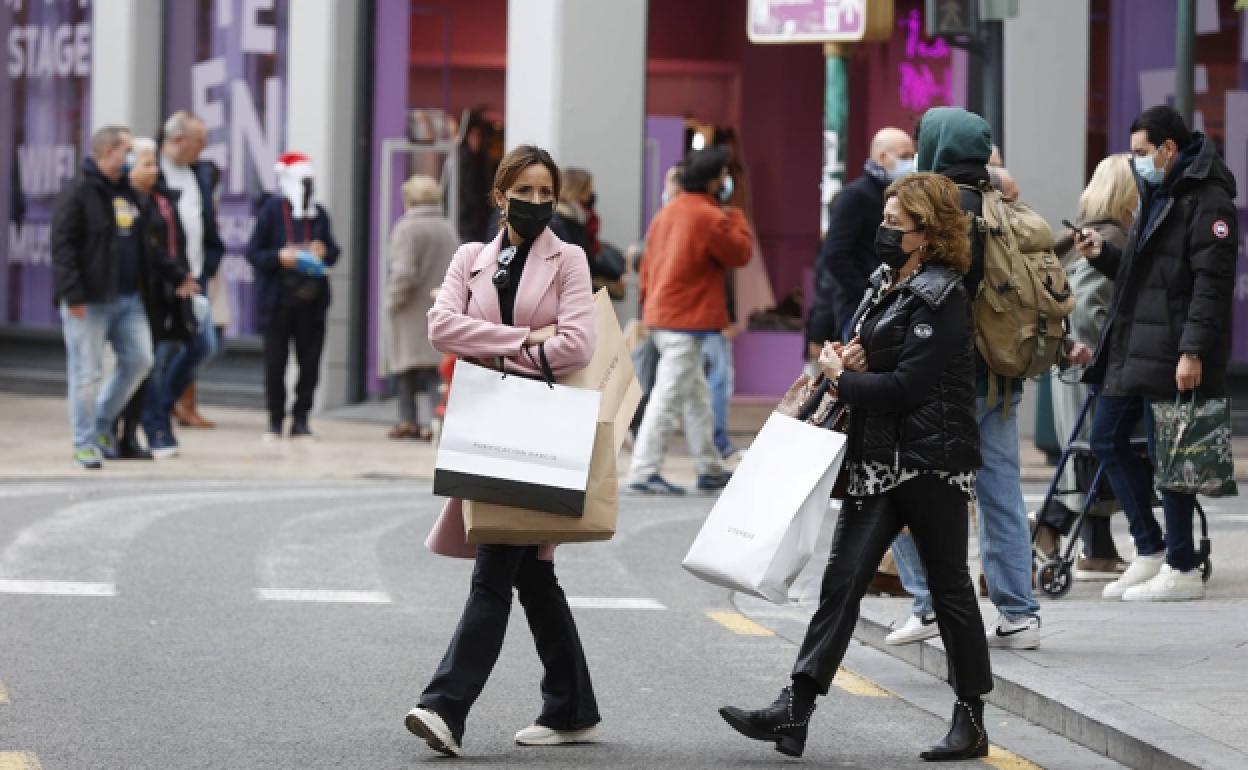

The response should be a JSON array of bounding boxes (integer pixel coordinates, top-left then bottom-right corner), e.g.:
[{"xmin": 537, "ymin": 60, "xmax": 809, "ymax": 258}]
[{"xmin": 275, "ymin": 151, "xmax": 313, "ymax": 180}]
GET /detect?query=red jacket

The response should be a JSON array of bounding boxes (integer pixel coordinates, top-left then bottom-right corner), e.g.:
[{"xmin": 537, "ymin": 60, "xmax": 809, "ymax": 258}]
[{"xmin": 639, "ymin": 193, "xmax": 753, "ymax": 331}]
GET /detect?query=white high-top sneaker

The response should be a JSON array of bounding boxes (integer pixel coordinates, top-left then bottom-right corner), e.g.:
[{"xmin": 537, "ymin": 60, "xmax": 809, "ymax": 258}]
[
  {"xmin": 1102, "ymin": 553, "xmax": 1164, "ymax": 600},
  {"xmin": 1122, "ymin": 564, "xmax": 1205, "ymax": 602}
]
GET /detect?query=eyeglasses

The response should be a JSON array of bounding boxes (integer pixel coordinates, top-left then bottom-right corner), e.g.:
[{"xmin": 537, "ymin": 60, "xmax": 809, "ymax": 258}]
[{"xmin": 492, "ymin": 246, "xmax": 517, "ymax": 288}]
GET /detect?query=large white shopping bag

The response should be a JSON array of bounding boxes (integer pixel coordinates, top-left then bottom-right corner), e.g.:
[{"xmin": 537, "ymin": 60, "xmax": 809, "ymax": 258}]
[
  {"xmin": 683, "ymin": 412, "xmax": 847, "ymax": 603},
  {"xmin": 434, "ymin": 359, "xmax": 601, "ymax": 517}
]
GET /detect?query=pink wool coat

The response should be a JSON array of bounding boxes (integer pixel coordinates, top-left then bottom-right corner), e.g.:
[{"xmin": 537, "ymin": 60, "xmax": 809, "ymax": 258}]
[{"xmin": 424, "ymin": 228, "xmax": 596, "ymax": 560}]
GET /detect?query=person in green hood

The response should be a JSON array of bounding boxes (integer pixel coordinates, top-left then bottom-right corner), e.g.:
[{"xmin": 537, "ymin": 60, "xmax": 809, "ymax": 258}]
[{"xmin": 888, "ymin": 107, "xmax": 1045, "ymax": 651}]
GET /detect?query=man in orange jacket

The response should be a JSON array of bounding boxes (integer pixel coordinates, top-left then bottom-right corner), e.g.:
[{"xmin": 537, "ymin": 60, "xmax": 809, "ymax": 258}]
[{"xmin": 628, "ymin": 147, "xmax": 754, "ymax": 495}]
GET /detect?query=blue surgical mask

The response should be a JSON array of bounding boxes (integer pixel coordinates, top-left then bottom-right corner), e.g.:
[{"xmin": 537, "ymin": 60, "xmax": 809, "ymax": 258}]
[
  {"xmin": 1133, "ymin": 149, "xmax": 1166, "ymax": 185},
  {"xmin": 717, "ymin": 174, "xmax": 735, "ymax": 203},
  {"xmin": 122, "ymin": 152, "xmax": 135, "ymax": 174},
  {"xmin": 889, "ymin": 157, "xmax": 916, "ymax": 180}
]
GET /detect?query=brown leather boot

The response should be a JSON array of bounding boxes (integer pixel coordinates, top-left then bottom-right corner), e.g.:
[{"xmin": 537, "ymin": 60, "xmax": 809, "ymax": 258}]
[{"xmin": 176, "ymin": 383, "xmax": 215, "ymax": 428}]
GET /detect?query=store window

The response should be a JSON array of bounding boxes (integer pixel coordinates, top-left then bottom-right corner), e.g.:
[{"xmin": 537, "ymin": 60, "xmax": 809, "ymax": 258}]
[
  {"xmin": 163, "ymin": 0, "xmax": 289, "ymax": 338},
  {"xmin": 0, "ymin": 0, "xmax": 93, "ymax": 329}
]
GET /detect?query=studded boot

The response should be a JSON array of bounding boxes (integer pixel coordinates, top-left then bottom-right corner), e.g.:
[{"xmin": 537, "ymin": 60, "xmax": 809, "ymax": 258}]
[
  {"xmin": 719, "ymin": 686, "xmax": 814, "ymax": 757},
  {"xmin": 920, "ymin": 697, "xmax": 989, "ymax": 761}
]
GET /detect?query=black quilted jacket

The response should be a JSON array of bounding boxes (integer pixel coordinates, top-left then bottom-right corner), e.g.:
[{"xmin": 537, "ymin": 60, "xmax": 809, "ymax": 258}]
[
  {"xmin": 1085, "ymin": 133, "xmax": 1237, "ymax": 399},
  {"xmin": 837, "ymin": 263, "xmax": 981, "ymax": 472}
]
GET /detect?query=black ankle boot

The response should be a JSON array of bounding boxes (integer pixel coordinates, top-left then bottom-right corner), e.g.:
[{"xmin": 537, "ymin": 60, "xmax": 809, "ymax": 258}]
[
  {"xmin": 920, "ymin": 698, "xmax": 988, "ymax": 761},
  {"xmin": 719, "ymin": 686, "xmax": 814, "ymax": 757}
]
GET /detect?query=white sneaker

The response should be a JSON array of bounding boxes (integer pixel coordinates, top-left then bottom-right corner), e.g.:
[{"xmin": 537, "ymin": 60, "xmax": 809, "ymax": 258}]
[
  {"xmin": 514, "ymin": 723, "xmax": 600, "ymax": 746},
  {"xmin": 405, "ymin": 707, "xmax": 461, "ymax": 757},
  {"xmin": 986, "ymin": 613, "xmax": 1041, "ymax": 650},
  {"xmin": 885, "ymin": 612, "xmax": 940, "ymax": 645},
  {"xmin": 1121, "ymin": 564, "xmax": 1205, "ymax": 602},
  {"xmin": 1102, "ymin": 553, "xmax": 1164, "ymax": 599}
]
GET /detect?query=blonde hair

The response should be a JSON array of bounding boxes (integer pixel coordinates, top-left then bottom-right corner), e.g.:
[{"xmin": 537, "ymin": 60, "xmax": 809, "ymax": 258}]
[
  {"xmin": 1078, "ymin": 153, "xmax": 1138, "ymax": 228},
  {"xmin": 560, "ymin": 168, "xmax": 592, "ymax": 204},
  {"xmin": 130, "ymin": 137, "xmax": 157, "ymax": 159},
  {"xmin": 885, "ymin": 172, "xmax": 973, "ymax": 274},
  {"xmin": 401, "ymin": 174, "xmax": 442, "ymax": 208}
]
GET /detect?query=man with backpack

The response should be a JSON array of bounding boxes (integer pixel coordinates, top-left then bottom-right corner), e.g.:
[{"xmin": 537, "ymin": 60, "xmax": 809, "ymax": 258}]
[{"xmin": 887, "ymin": 108, "xmax": 1071, "ymax": 651}]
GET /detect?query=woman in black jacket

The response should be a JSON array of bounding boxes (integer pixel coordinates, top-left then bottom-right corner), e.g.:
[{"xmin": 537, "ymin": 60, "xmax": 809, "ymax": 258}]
[{"xmin": 720, "ymin": 173, "xmax": 991, "ymax": 762}]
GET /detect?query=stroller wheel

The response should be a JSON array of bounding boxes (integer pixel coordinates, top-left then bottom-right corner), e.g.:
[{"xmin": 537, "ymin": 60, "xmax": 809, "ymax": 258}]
[
  {"xmin": 1038, "ymin": 559, "xmax": 1073, "ymax": 598},
  {"xmin": 1201, "ymin": 557, "xmax": 1213, "ymax": 583}
]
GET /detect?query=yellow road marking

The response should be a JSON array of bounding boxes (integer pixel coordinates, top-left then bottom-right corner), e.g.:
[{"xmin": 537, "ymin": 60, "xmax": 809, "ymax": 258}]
[
  {"xmin": 983, "ymin": 745, "xmax": 1044, "ymax": 770},
  {"xmin": 0, "ymin": 753, "xmax": 43, "ymax": 770},
  {"xmin": 707, "ymin": 610, "xmax": 775, "ymax": 636},
  {"xmin": 832, "ymin": 667, "xmax": 889, "ymax": 697}
]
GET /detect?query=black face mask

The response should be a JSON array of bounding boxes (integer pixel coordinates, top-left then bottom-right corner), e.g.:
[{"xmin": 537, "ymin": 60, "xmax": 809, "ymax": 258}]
[
  {"xmin": 875, "ymin": 225, "xmax": 921, "ymax": 270},
  {"xmin": 506, "ymin": 197, "xmax": 554, "ymax": 241}
]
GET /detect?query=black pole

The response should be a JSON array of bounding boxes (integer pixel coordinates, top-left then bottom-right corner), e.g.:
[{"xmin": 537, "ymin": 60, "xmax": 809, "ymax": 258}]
[
  {"xmin": 347, "ymin": 0, "xmax": 377, "ymax": 404},
  {"xmin": 1175, "ymin": 0, "xmax": 1195, "ymax": 125},
  {"xmin": 982, "ymin": 20, "xmax": 1005, "ymax": 156}
]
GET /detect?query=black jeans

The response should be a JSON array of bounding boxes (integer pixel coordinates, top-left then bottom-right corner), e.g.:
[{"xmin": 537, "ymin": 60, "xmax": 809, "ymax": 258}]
[
  {"xmin": 793, "ymin": 474, "xmax": 993, "ymax": 700},
  {"xmin": 263, "ymin": 302, "xmax": 326, "ymax": 424},
  {"xmin": 420, "ymin": 545, "xmax": 600, "ymax": 741}
]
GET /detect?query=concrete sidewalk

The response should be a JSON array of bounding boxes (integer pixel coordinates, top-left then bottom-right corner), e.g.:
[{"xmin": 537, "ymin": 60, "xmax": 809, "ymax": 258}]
[{"xmin": 737, "ymin": 501, "xmax": 1248, "ymax": 770}]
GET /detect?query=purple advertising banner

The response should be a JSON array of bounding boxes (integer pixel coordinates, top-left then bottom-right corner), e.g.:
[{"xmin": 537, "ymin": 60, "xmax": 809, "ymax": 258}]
[
  {"xmin": 163, "ymin": 0, "xmax": 288, "ymax": 338},
  {"xmin": 747, "ymin": 0, "xmax": 868, "ymax": 42},
  {"xmin": 1108, "ymin": 0, "xmax": 1248, "ymax": 363},
  {"xmin": 0, "ymin": 0, "xmax": 93, "ymax": 329}
]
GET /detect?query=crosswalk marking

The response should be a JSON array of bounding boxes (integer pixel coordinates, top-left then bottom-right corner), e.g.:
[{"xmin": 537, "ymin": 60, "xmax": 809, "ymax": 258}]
[
  {"xmin": 983, "ymin": 745, "xmax": 1044, "ymax": 770},
  {"xmin": 707, "ymin": 610, "xmax": 775, "ymax": 636},
  {"xmin": 0, "ymin": 753, "xmax": 43, "ymax": 770},
  {"xmin": 255, "ymin": 589, "xmax": 392, "ymax": 604},
  {"xmin": 567, "ymin": 597, "xmax": 666, "ymax": 610},
  {"xmin": 832, "ymin": 667, "xmax": 889, "ymax": 697},
  {"xmin": 0, "ymin": 580, "xmax": 115, "ymax": 597}
]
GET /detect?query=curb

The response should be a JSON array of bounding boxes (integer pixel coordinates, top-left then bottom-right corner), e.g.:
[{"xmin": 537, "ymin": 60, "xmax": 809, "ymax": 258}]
[{"xmin": 739, "ymin": 595, "xmax": 1245, "ymax": 770}]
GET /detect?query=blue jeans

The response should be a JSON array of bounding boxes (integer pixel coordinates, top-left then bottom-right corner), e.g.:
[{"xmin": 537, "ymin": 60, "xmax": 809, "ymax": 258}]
[
  {"xmin": 1089, "ymin": 393, "xmax": 1199, "ymax": 571},
  {"xmin": 892, "ymin": 392, "xmax": 1040, "ymax": 621},
  {"xmin": 143, "ymin": 295, "xmax": 218, "ymax": 434},
  {"xmin": 892, "ymin": 530, "xmax": 932, "ymax": 617},
  {"xmin": 60, "ymin": 294, "xmax": 154, "ymax": 449},
  {"xmin": 701, "ymin": 332, "xmax": 735, "ymax": 454}
]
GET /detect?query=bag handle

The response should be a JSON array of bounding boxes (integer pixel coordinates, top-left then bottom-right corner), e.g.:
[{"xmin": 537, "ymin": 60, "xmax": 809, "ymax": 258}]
[
  {"xmin": 794, "ymin": 376, "xmax": 831, "ymax": 423},
  {"xmin": 522, "ymin": 342, "xmax": 556, "ymax": 388}
]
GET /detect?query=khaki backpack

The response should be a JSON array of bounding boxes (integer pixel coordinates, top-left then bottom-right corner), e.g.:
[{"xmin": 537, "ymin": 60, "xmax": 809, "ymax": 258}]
[{"xmin": 965, "ymin": 186, "xmax": 1075, "ymax": 383}]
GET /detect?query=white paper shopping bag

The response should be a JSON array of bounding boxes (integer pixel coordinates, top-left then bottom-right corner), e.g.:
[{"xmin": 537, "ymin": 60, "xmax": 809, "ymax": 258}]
[
  {"xmin": 682, "ymin": 413, "xmax": 847, "ymax": 603},
  {"xmin": 434, "ymin": 360, "xmax": 601, "ymax": 517}
]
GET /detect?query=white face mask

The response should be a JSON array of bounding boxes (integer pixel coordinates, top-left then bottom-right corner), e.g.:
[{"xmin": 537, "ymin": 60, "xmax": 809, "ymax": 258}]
[
  {"xmin": 888, "ymin": 157, "xmax": 916, "ymax": 180},
  {"xmin": 1133, "ymin": 147, "xmax": 1167, "ymax": 185}
]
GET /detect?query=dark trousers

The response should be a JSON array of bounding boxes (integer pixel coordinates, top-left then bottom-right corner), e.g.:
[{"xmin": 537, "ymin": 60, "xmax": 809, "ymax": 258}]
[
  {"xmin": 395, "ymin": 367, "xmax": 439, "ymax": 427},
  {"xmin": 1089, "ymin": 393, "xmax": 1199, "ymax": 571},
  {"xmin": 263, "ymin": 303, "xmax": 326, "ymax": 424},
  {"xmin": 420, "ymin": 545, "xmax": 600, "ymax": 741},
  {"xmin": 793, "ymin": 475, "xmax": 993, "ymax": 700}
]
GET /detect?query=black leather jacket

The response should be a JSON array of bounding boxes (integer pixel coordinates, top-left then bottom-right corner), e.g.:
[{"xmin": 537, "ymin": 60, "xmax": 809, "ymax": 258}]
[{"xmin": 837, "ymin": 263, "xmax": 981, "ymax": 472}]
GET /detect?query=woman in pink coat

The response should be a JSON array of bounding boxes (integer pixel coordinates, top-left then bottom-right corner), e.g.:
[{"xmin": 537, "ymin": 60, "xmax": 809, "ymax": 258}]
[{"xmin": 404, "ymin": 145, "xmax": 599, "ymax": 757}]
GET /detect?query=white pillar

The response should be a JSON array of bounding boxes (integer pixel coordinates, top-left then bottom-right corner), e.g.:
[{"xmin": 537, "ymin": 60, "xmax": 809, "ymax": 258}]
[
  {"xmin": 287, "ymin": 0, "xmax": 362, "ymax": 409},
  {"xmin": 1003, "ymin": 1, "xmax": 1090, "ymax": 231},
  {"xmin": 505, "ymin": 0, "xmax": 648, "ymax": 250},
  {"xmin": 90, "ymin": 0, "xmax": 163, "ymax": 136}
]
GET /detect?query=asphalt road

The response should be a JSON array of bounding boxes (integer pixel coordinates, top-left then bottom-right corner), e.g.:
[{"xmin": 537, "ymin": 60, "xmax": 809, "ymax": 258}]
[{"xmin": 0, "ymin": 479, "xmax": 1123, "ymax": 769}]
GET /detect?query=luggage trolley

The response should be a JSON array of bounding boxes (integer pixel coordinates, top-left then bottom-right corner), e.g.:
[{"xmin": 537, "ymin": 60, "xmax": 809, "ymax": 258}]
[{"xmin": 1032, "ymin": 383, "xmax": 1212, "ymax": 599}]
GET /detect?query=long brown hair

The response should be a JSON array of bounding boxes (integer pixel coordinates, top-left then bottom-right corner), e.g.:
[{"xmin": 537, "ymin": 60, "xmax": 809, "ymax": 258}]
[{"xmin": 493, "ymin": 145, "xmax": 561, "ymax": 203}]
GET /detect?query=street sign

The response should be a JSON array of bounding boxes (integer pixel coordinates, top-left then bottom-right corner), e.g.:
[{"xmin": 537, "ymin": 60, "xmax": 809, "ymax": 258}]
[
  {"xmin": 747, "ymin": 0, "xmax": 893, "ymax": 44},
  {"xmin": 925, "ymin": 0, "xmax": 977, "ymax": 38}
]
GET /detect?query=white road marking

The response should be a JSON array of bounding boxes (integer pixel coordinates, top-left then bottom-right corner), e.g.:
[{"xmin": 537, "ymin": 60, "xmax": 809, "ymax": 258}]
[
  {"xmin": 567, "ymin": 597, "xmax": 666, "ymax": 610},
  {"xmin": 0, "ymin": 579, "xmax": 115, "ymax": 597},
  {"xmin": 256, "ymin": 503, "xmax": 412, "ymax": 600},
  {"xmin": 0, "ymin": 488, "xmax": 411, "ymax": 590},
  {"xmin": 255, "ymin": 589, "xmax": 392, "ymax": 604}
]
